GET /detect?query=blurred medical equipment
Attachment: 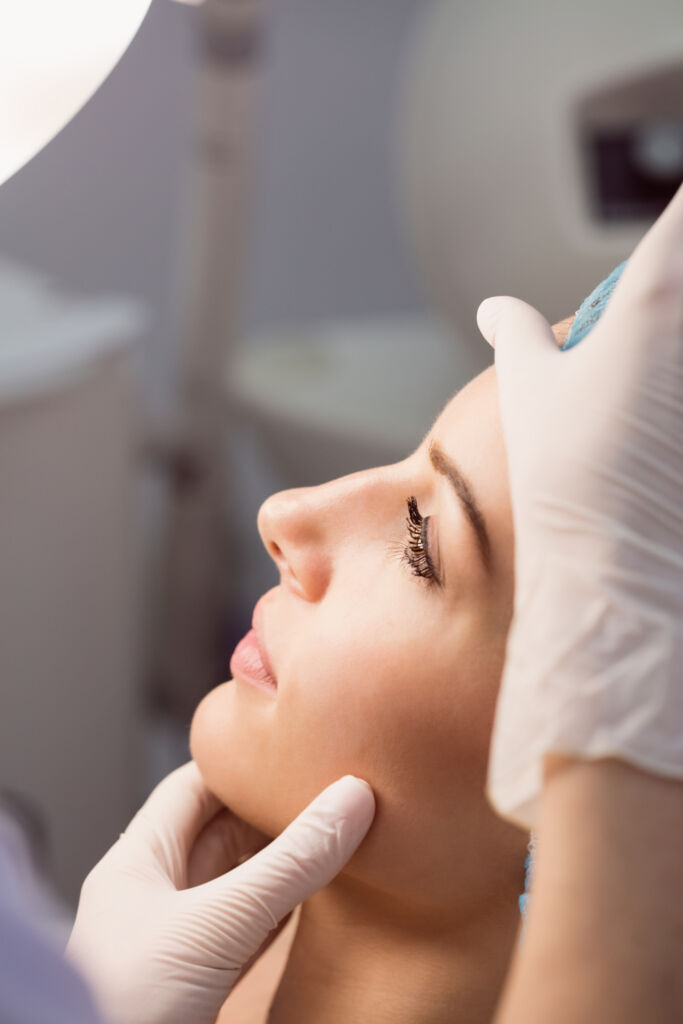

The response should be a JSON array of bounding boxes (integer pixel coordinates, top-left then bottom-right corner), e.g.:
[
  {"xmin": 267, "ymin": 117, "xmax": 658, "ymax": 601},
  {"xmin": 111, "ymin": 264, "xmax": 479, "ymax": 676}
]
[
  {"xmin": 228, "ymin": 315, "xmax": 483, "ymax": 480},
  {"xmin": 0, "ymin": 259, "xmax": 148, "ymax": 902},
  {"xmin": 0, "ymin": 1, "xmax": 153, "ymax": 188},
  {"xmin": 0, "ymin": 0, "xmax": 162, "ymax": 907},
  {"xmin": 397, "ymin": 0, "xmax": 683, "ymax": 336},
  {"xmin": 149, "ymin": 0, "xmax": 268, "ymax": 719}
]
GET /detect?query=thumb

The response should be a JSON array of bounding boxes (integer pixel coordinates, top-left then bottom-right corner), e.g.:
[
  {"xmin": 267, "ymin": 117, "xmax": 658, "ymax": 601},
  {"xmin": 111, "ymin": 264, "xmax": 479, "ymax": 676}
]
[
  {"xmin": 200, "ymin": 775, "xmax": 375, "ymax": 935},
  {"xmin": 477, "ymin": 295, "xmax": 558, "ymax": 387}
]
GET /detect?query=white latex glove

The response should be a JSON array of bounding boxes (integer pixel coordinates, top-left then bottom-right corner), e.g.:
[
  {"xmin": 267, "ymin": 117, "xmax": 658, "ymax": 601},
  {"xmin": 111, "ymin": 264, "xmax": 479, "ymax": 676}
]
[
  {"xmin": 66, "ymin": 762, "xmax": 375, "ymax": 1024},
  {"xmin": 477, "ymin": 183, "xmax": 683, "ymax": 830}
]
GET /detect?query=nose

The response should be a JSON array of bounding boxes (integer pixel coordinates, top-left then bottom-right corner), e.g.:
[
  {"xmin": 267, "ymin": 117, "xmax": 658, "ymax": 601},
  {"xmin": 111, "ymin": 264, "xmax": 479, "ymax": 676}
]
[
  {"xmin": 257, "ymin": 466, "xmax": 396, "ymax": 601},
  {"xmin": 257, "ymin": 484, "xmax": 334, "ymax": 601}
]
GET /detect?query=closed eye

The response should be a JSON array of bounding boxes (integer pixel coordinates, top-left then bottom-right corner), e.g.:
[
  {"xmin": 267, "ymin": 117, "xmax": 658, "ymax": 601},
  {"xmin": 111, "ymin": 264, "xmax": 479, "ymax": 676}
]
[{"xmin": 403, "ymin": 496, "xmax": 442, "ymax": 588}]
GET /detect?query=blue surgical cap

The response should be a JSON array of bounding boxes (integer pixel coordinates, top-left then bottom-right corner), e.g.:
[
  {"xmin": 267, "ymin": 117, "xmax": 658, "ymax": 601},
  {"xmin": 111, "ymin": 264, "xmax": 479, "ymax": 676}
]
[{"xmin": 561, "ymin": 259, "xmax": 629, "ymax": 351}]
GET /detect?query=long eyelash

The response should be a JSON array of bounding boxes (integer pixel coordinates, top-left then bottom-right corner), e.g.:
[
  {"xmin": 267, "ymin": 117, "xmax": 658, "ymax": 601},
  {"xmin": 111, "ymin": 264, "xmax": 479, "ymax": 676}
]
[{"xmin": 403, "ymin": 496, "xmax": 437, "ymax": 584}]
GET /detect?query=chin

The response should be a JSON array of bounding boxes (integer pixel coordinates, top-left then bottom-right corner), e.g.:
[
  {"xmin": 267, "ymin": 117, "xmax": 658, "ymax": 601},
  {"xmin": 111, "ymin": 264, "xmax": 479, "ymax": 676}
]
[{"xmin": 189, "ymin": 681, "xmax": 288, "ymax": 840}]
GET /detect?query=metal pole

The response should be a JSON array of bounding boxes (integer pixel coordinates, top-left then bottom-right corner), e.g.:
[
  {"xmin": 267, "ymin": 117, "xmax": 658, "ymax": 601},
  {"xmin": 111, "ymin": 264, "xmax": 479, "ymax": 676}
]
[{"xmin": 149, "ymin": 0, "xmax": 267, "ymax": 721}]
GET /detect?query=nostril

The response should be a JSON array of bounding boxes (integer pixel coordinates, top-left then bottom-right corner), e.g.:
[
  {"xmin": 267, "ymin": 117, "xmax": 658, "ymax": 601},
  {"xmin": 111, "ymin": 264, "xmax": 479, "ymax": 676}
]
[{"xmin": 268, "ymin": 539, "xmax": 284, "ymax": 562}]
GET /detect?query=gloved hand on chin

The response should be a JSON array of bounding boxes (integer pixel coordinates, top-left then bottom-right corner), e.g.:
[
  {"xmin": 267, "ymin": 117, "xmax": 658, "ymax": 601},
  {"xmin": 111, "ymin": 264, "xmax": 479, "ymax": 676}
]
[{"xmin": 66, "ymin": 762, "xmax": 375, "ymax": 1024}]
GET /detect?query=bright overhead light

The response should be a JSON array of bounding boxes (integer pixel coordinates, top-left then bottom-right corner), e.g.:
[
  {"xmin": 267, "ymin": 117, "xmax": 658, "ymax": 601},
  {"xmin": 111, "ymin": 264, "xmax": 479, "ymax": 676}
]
[{"xmin": 0, "ymin": 0, "xmax": 153, "ymax": 187}]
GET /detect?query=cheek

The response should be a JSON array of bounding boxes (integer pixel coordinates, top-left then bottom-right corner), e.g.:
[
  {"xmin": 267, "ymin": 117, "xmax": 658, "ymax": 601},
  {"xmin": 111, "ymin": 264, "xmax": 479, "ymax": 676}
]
[
  {"xmin": 277, "ymin": 598, "xmax": 505, "ymax": 887},
  {"xmin": 189, "ymin": 585, "xmax": 508, "ymax": 900},
  {"xmin": 453, "ymin": 621, "xmax": 508, "ymax": 753},
  {"xmin": 188, "ymin": 670, "xmax": 375, "ymax": 841}
]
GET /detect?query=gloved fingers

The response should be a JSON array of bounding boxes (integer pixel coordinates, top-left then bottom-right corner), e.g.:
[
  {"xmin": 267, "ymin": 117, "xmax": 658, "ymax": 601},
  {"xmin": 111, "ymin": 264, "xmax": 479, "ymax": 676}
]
[
  {"xmin": 476, "ymin": 296, "xmax": 559, "ymax": 454},
  {"xmin": 477, "ymin": 296, "xmax": 558, "ymax": 370},
  {"xmin": 186, "ymin": 807, "xmax": 270, "ymax": 888},
  {"xmin": 232, "ymin": 912, "xmax": 294, "ymax": 989},
  {"xmin": 123, "ymin": 761, "xmax": 224, "ymax": 878},
  {"xmin": 198, "ymin": 775, "xmax": 375, "ymax": 937}
]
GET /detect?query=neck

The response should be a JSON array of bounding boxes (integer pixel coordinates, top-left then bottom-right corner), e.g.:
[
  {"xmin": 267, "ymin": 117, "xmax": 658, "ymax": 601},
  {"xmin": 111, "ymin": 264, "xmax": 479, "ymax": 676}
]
[{"xmin": 267, "ymin": 872, "xmax": 521, "ymax": 1024}]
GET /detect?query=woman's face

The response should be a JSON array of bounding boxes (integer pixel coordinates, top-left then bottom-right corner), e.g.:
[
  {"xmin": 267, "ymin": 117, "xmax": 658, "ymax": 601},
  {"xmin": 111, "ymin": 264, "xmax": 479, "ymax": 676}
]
[{"xmin": 191, "ymin": 365, "xmax": 527, "ymax": 909}]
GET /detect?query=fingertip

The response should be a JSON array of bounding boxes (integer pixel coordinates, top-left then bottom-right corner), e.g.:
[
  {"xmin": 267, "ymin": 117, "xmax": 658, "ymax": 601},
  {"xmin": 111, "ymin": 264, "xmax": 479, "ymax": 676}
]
[
  {"xmin": 177, "ymin": 759, "xmax": 204, "ymax": 782},
  {"xmin": 173, "ymin": 759, "xmax": 217, "ymax": 802},
  {"xmin": 302, "ymin": 776, "xmax": 376, "ymax": 856},
  {"xmin": 322, "ymin": 775, "xmax": 376, "ymax": 824},
  {"xmin": 476, "ymin": 297, "xmax": 503, "ymax": 347},
  {"xmin": 341, "ymin": 774, "xmax": 375, "ymax": 799},
  {"xmin": 214, "ymin": 776, "xmax": 378, "ymax": 926}
]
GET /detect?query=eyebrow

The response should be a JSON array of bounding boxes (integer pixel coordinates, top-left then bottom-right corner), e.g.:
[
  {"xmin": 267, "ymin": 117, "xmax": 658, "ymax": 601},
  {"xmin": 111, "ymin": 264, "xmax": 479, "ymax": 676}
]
[{"xmin": 428, "ymin": 440, "xmax": 493, "ymax": 576}]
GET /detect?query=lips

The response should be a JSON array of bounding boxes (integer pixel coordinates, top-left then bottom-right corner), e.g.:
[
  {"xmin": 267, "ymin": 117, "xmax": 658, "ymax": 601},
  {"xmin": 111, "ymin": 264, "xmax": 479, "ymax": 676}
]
[{"xmin": 229, "ymin": 596, "xmax": 278, "ymax": 697}]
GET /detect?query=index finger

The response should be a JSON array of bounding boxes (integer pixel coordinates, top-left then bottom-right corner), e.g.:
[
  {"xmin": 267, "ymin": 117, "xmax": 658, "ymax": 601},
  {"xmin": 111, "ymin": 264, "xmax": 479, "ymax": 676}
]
[{"xmin": 124, "ymin": 760, "xmax": 223, "ymax": 864}]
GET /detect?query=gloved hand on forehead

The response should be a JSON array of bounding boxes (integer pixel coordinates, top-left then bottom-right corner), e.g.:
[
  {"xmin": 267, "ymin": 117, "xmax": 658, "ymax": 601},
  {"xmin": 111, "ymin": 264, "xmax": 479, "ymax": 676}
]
[{"xmin": 477, "ymin": 183, "xmax": 683, "ymax": 830}]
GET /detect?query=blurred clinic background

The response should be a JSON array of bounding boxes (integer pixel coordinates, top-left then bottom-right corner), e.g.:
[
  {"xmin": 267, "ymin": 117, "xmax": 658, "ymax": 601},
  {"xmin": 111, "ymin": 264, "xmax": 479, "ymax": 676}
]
[{"xmin": 1, "ymin": 0, "xmax": 682, "ymax": 910}]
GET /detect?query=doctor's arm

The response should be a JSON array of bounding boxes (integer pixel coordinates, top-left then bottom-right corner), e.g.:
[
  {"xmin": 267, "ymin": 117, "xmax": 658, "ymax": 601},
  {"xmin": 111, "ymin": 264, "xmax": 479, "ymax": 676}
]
[
  {"xmin": 496, "ymin": 756, "xmax": 683, "ymax": 1023},
  {"xmin": 477, "ymin": 183, "xmax": 683, "ymax": 1024}
]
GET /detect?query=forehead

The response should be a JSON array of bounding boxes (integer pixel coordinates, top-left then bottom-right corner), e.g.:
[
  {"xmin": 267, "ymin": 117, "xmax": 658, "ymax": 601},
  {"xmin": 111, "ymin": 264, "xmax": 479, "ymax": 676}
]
[
  {"xmin": 429, "ymin": 365, "xmax": 515, "ymax": 613},
  {"xmin": 432, "ymin": 365, "xmax": 502, "ymax": 454}
]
